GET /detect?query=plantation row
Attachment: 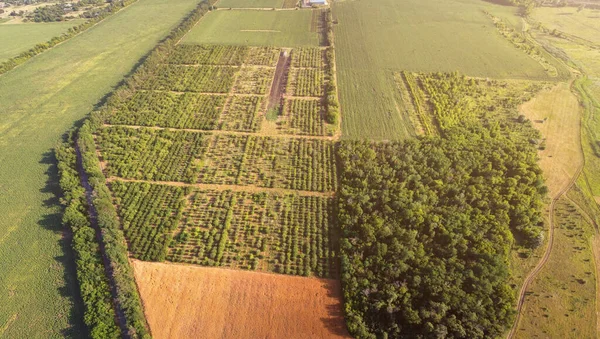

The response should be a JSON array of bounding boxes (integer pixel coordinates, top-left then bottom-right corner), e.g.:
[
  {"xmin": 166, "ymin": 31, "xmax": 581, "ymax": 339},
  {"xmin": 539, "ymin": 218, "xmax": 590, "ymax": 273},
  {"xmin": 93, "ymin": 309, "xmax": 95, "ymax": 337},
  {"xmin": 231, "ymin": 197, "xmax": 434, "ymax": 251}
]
[
  {"xmin": 233, "ymin": 67, "xmax": 275, "ymax": 95},
  {"xmin": 168, "ymin": 44, "xmax": 249, "ymax": 65},
  {"xmin": 399, "ymin": 72, "xmax": 549, "ymax": 134},
  {"xmin": 97, "ymin": 126, "xmax": 207, "ymax": 183},
  {"xmin": 139, "ymin": 64, "xmax": 237, "ymax": 93},
  {"xmin": 219, "ymin": 95, "xmax": 263, "ymax": 132},
  {"xmin": 198, "ymin": 134, "xmax": 337, "ymax": 192},
  {"xmin": 108, "ymin": 91, "xmax": 225, "ymax": 130},
  {"xmin": 287, "ymin": 68, "xmax": 325, "ymax": 97},
  {"xmin": 168, "ymin": 44, "xmax": 280, "ymax": 66},
  {"xmin": 111, "ymin": 181, "xmax": 187, "ymax": 261},
  {"xmin": 98, "ymin": 127, "xmax": 337, "ymax": 192},
  {"xmin": 292, "ymin": 47, "xmax": 325, "ymax": 68},
  {"xmin": 279, "ymin": 98, "xmax": 330, "ymax": 136},
  {"xmin": 168, "ymin": 189, "xmax": 337, "ymax": 278}
]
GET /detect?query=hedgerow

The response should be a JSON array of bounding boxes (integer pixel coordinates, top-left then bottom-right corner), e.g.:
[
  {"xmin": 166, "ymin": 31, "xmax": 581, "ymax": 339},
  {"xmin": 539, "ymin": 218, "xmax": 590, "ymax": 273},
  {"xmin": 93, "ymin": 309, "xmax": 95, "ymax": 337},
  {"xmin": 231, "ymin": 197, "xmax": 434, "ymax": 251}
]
[{"xmin": 56, "ymin": 133, "xmax": 120, "ymax": 339}]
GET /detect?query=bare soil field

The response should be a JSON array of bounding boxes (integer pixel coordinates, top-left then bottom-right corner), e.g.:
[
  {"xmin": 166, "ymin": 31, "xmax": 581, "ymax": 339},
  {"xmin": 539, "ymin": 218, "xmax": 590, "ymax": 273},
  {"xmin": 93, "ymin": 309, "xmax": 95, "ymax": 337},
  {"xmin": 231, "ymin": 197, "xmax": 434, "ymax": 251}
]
[
  {"xmin": 132, "ymin": 260, "xmax": 350, "ymax": 339},
  {"xmin": 520, "ymin": 82, "xmax": 583, "ymax": 196}
]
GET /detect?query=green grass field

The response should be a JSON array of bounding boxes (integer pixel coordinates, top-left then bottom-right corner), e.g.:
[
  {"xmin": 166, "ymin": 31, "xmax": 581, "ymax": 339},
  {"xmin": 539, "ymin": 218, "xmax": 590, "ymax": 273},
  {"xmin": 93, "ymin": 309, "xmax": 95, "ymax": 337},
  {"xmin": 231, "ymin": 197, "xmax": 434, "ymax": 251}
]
[
  {"xmin": 533, "ymin": 7, "xmax": 600, "ymax": 45},
  {"xmin": 0, "ymin": 0, "xmax": 204, "ymax": 336},
  {"xmin": 216, "ymin": 0, "xmax": 285, "ymax": 8},
  {"xmin": 333, "ymin": 0, "xmax": 555, "ymax": 140},
  {"xmin": 0, "ymin": 21, "xmax": 84, "ymax": 62},
  {"xmin": 182, "ymin": 9, "xmax": 321, "ymax": 47}
]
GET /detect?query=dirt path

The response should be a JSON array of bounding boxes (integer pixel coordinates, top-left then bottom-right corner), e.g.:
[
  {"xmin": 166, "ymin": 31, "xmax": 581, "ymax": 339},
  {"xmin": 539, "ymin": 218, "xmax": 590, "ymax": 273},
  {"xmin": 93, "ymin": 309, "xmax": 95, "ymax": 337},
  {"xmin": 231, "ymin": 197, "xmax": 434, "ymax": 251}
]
[
  {"xmin": 106, "ymin": 177, "xmax": 335, "ymax": 198},
  {"xmin": 507, "ymin": 163, "xmax": 583, "ymax": 339},
  {"xmin": 102, "ymin": 123, "xmax": 337, "ymax": 141},
  {"xmin": 509, "ymin": 82, "xmax": 585, "ymax": 338}
]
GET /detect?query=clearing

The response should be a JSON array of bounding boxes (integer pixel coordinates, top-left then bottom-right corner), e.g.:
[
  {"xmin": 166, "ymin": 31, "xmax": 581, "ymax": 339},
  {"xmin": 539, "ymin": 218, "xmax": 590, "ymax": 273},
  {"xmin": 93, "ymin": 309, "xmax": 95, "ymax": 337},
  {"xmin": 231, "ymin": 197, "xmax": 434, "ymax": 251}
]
[
  {"xmin": 0, "ymin": 0, "xmax": 205, "ymax": 336},
  {"xmin": 132, "ymin": 260, "xmax": 350, "ymax": 339},
  {"xmin": 332, "ymin": 0, "xmax": 558, "ymax": 139},
  {"xmin": 519, "ymin": 83, "xmax": 583, "ymax": 196},
  {"xmin": 532, "ymin": 7, "xmax": 600, "ymax": 46},
  {"xmin": 181, "ymin": 10, "xmax": 322, "ymax": 47},
  {"xmin": 0, "ymin": 21, "xmax": 83, "ymax": 62}
]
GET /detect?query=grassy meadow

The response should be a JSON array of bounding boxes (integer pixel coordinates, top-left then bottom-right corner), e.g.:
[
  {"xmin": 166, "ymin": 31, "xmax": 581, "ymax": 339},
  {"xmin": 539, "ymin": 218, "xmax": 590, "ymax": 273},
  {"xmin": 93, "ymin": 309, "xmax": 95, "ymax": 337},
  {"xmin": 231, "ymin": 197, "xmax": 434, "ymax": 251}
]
[
  {"xmin": 533, "ymin": 7, "xmax": 600, "ymax": 46},
  {"xmin": 216, "ymin": 0, "xmax": 286, "ymax": 8},
  {"xmin": 0, "ymin": 21, "xmax": 84, "ymax": 62},
  {"xmin": 332, "ymin": 0, "xmax": 557, "ymax": 140},
  {"xmin": 0, "ymin": 0, "xmax": 205, "ymax": 336},
  {"xmin": 181, "ymin": 9, "xmax": 321, "ymax": 47}
]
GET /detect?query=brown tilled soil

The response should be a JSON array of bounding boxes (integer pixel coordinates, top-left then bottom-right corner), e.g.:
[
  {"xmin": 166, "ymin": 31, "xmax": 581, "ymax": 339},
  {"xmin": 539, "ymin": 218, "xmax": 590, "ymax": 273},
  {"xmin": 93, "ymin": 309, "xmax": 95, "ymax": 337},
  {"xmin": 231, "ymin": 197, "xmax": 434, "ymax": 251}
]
[
  {"xmin": 132, "ymin": 260, "xmax": 351, "ymax": 339},
  {"xmin": 266, "ymin": 50, "xmax": 291, "ymax": 111}
]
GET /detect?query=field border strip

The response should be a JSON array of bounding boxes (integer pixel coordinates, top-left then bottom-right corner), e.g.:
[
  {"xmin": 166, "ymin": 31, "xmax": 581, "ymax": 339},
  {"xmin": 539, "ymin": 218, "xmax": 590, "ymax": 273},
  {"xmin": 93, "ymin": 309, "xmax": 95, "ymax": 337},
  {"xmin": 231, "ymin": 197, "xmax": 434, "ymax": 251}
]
[{"xmin": 106, "ymin": 177, "xmax": 336, "ymax": 198}]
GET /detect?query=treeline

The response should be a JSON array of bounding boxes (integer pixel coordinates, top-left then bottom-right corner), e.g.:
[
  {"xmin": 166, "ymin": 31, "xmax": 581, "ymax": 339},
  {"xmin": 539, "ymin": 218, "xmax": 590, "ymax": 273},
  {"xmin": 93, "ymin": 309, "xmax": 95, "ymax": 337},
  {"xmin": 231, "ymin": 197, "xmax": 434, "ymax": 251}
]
[
  {"xmin": 62, "ymin": 1, "xmax": 218, "ymax": 338},
  {"xmin": 338, "ymin": 124, "xmax": 546, "ymax": 338},
  {"xmin": 323, "ymin": 8, "xmax": 339, "ymax": 126},
  {"xmin": 56, "ymin": 133, "xmax": 120, "ymax": 339},
  {"xmin": 0, "ymin": 0, "xmax": 137, "ymax": 77}
]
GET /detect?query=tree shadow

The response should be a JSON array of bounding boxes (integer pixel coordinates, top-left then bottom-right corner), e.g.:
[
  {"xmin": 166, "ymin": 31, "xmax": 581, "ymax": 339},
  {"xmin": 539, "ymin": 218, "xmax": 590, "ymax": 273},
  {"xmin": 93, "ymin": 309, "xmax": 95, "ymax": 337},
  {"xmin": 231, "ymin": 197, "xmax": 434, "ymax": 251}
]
[
  {"xmin": 320, "ymin": 279, "xmax": 351, "ymax": 337},
  {"xmin": 39, "ymin": 149, "xmax": 87, "ymax": 338}
]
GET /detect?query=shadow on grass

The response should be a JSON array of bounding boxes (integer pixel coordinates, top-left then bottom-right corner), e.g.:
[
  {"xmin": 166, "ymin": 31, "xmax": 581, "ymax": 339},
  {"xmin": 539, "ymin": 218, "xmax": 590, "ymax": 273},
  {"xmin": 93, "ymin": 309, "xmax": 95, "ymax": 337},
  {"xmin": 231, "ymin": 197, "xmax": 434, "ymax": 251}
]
[
  {"xmin": 320, "ymin": 279, "xmax": 351, "ymax": 337},
  {"xmin": 39, "ymin": 150, "xmax": 87, "ymax": 338}
]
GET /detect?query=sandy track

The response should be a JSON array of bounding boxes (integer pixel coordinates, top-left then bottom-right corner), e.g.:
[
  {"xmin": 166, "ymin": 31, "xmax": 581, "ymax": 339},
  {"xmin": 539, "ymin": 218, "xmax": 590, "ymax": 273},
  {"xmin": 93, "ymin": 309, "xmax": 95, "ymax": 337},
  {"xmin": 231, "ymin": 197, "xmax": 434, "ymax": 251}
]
[{"xmin": 132, "ymin": 260, "xmax": 350, "ymax": 339}]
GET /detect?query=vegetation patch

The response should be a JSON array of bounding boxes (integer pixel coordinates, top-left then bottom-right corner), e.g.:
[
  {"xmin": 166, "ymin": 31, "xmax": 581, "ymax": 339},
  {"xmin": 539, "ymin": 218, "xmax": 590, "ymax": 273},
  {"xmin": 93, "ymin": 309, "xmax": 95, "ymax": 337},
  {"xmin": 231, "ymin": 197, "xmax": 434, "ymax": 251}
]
[
  {"xmin": 97, "ymin": 127, "xmax": 207, "ymax": 183},
  {"xmin": 168, "ymin": 189, "xmax": 337, "ymax": 277},
  {"xmin": 139, "ymin": 64, "xmax": 237, "ymax": 93},
  {"xmin": 108, "ymin": 91, "xmax": 225, "ymax": 130},
  {"xmin": 219, "ymin": 95, "xmax": 263, "ymax": 132}
]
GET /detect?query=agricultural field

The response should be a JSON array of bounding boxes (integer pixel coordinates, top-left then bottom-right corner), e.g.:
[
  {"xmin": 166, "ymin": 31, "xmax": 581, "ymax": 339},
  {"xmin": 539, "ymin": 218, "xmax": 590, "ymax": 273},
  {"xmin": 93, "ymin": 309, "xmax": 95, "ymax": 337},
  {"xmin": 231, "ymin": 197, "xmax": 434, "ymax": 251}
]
[
  {"xmin": 181, "ymin": 10, "xmax": 322, "ymax": 47},
  {"xmin": 132, "ymin": 260, "xmax": 350, "ymax": 338},
  {"xmin": 93, "ymin": 38, "xmax": 340, "ymax": 282},
  {"xmin": 216, "ymin": 0, "xmax": 291, "ymax": 9},
  {"xmin": 332, "ymin": 0, "xmax": 561, "ymax": 139},
  {"xmin": 0, "ymin": 21, "xmax": 82, "ymax": 62},
  {"xmin": 532, "ymin": 7, "xmax": 600, "ymax": 46},
  {"xmin": 0, "ymin": 0, "xmax": 208, "ymax": 336}
]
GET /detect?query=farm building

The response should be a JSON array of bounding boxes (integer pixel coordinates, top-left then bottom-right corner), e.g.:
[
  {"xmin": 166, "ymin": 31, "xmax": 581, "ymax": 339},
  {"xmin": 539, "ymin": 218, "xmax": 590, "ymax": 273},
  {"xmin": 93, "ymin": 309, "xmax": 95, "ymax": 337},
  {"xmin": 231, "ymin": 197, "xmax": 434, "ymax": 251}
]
[{"xmin": 303, "ymin": 0, "xmax": 328, "ymax": 6}]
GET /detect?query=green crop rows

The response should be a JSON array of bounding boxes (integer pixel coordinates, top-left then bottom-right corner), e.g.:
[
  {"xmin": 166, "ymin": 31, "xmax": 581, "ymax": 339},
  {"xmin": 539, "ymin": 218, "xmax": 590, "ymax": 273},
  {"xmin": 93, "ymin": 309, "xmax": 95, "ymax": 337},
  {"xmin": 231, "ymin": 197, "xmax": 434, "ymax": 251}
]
[
  {"xmin": 219, "ymin": 95, "xmax": 263, "ymax": 132},
  {"xmin": 168, "ymin": 189, "xmax": 337, "ymax": 278},
  {"xmin": 111, "ymin": 181, "xmax": 187, "ymax": 261},
  {"xmin": 233, "ymin": 66, "xmax": 275, "ymax": 95},
  {"xmin": 93, "ymin": 42, "xmax": 339, "ymax": 278},
  {"xmin": 108, "ymin": 91, "xmax": 225, "ymax": 129},
  {"xmin": 292, "ymin": 47, "xmax": 324, "ymax": 68},
  {"xmin": 281, "ymin": 98, "xmax": 328, "ymax": 136},
  {"xmin": 197, "ymin": 134, "xmax": 337, "ymax": 192},
  {"xmin": 97, "ymin": 126, "xmax": 207, "ymax": 183},
  {"xmin": 140, "ymin": 64, "xmax": 237, "ymax": 93},
  {"xmin": 168, "ymin": 44, "xmax": 249, "ymax": 65},
  {"xmin": 288, "ymin": 68, "xmax": 325, "ymax": 97}
]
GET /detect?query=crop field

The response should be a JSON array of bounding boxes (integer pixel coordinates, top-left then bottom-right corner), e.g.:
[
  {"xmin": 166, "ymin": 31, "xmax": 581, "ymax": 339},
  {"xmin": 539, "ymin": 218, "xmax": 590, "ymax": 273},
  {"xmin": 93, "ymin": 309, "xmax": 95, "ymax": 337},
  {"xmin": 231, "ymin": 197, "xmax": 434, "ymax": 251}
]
[
  {"xmin": 532, "ymin": 7, "xmax": 600, "ymax": 46},
  {"xmin": 132, "ymin": 260, "xmax": 350, "ymax": 338},
  {"xmin": 216, "ymin": 0, "xmax": 288, "ymax": 8},
  {"xmin": 332, "ymin": 0, "xmax": 560, "ymax": 139},
  {"xmin": 93, "ymin": 39, "xmax": 339, "ymax": 281},
  {"xmin": 0, "ymin": 0, "xmax": 207, "ymax": 336},
  {"xmin": 181, "ymin": 10, "xmax": 321, "ymax": 47},
  {"xmin": 0, "ymin": 21, "xmax": 83, "ymax": 62}
]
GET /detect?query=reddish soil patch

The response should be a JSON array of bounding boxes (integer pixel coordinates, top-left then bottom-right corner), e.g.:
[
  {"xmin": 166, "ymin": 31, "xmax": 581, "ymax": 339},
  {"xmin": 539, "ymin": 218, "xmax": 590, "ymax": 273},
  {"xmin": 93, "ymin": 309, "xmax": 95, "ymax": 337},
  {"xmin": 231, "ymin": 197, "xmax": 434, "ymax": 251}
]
[
  {"xmin": 132, "ymin": 260, "xmax": 351, "ymax": 339},
  {"xmin": 267, "ymin": 50, "xmax": 291, "ymax": 111}
]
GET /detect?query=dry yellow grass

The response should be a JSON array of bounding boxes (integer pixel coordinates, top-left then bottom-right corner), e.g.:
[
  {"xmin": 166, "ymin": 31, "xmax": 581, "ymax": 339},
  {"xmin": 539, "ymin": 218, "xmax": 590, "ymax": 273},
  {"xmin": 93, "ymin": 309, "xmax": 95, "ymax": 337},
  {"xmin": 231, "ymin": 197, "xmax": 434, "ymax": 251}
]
[
  {"xmin": 520, "ymin": 82, "xmax": 583, "ymax": 196},
  {"xmin": 132, "ymin": 260, "xmax": 350, "ymax": 339}
]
